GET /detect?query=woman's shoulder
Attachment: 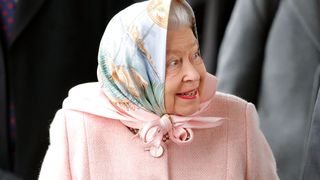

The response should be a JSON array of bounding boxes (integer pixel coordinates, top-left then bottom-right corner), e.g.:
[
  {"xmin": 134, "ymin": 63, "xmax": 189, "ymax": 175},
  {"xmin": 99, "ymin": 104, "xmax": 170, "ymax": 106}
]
[
  {"xmin": 57, "ymin": 108, "xmax": 122, "ymax": 130},
  {"xmin": 214, "ymin": 91, "xmax": 249, "ymax": 106},
  {"xmin": 206, "ymin": 91, "xmax": 258, "ymax": 128},
  {"xmin": 50, "ymin": 108, "xmax": 127, "ymax": 146},
  {"xmin": 209, "ymin": 91, "xmax": 252, "ymax": 115}
]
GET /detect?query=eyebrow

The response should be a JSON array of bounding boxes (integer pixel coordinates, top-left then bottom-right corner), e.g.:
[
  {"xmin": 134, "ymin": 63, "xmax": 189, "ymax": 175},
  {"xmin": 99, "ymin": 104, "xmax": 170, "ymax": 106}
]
[{"xmin": 166, "ymin": 40, "xmax": 199, "ymax": 54}]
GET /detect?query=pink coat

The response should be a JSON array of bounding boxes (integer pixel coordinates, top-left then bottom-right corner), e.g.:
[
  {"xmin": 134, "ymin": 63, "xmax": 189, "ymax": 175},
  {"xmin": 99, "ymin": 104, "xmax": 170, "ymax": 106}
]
[{"xmin": 39, "ymin": 82, "xmax": 278, "ymax": 180}]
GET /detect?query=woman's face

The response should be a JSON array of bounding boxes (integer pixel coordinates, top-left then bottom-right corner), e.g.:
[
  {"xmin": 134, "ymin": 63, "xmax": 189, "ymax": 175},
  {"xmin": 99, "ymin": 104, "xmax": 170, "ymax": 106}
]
[{"xmin": 165, "ymin": 27, "xmax": 206, "ymax": 116}]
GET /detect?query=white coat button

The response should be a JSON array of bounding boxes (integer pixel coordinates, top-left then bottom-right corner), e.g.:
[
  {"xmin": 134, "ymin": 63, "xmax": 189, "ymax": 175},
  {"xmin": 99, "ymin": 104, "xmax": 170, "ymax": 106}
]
[{"xmin": 150, "ymin": 145, "xmax": 164, "ymax": 158}]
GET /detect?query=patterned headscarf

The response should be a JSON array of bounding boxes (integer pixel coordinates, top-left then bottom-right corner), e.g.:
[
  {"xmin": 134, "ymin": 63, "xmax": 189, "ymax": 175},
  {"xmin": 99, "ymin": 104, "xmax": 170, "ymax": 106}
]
[
  {"xmin": 95, "ymin": 0, "xmax": 223, "ymax": 158},
  {"xmin": 97, "ymin": 0, "xmax": 196, "ymax": 116}
]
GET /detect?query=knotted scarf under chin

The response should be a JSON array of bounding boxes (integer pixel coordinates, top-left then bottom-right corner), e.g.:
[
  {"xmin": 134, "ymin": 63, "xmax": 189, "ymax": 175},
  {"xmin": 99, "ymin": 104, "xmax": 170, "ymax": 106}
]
[
  {"xmin": 62, "ymin": 81, "xmax": 224, "ymax": 158},
  {"xmin": 124, "ymin": 99, "xmax": 225, "ymax": 158}
]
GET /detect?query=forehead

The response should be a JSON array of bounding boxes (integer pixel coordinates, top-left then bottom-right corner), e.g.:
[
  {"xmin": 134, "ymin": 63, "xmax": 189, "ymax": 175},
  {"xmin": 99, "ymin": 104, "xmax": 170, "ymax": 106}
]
[{"xmin": 166, "ymin": 27, "xmax": 198, "ymax": 51}]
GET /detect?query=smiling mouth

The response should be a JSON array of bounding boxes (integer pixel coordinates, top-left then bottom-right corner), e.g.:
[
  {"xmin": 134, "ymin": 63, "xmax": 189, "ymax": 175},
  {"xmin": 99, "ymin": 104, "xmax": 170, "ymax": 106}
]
[{"xmin": 176, "ymin": 89, "xmax": 198, "ymax": 99}]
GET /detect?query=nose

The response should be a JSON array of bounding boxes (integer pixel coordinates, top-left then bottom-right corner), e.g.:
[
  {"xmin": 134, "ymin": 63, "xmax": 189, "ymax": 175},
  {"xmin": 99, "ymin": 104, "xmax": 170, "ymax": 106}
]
[{"xmin": 182, "ymin": 58, "xmax": 200, "ymax": 82}]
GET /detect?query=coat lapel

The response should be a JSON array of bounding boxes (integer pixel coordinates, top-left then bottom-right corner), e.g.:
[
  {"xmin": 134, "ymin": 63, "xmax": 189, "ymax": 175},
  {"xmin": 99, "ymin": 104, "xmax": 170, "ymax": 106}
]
[{"xmin": 9, "ymin": 0, "xmax": 46, "ymax": 46}]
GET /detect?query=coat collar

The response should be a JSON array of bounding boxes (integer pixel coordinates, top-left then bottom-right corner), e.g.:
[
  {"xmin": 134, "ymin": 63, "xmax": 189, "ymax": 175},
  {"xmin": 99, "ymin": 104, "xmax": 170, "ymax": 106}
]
[{"xmin": 9, "ymin": 0, "xmax": 46, "ymax": 47}]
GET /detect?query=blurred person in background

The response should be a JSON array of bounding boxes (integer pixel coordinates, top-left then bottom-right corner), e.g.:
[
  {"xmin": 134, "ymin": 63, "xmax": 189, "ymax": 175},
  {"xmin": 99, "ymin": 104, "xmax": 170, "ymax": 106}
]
[
  {"xmin": 216, "ymin": 0, "xmax": 320, "ymax": 179},
  {"xmin": 301, "ymin": 86, "xmax": 320, "ymax": 179},
  {"xmin": 0, "ymin": 0, "xmax": 134, "ymax": 179}
]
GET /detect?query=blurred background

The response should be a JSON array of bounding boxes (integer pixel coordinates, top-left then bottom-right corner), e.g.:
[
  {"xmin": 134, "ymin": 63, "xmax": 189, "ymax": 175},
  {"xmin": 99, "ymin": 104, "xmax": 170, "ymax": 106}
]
[{"xmin": 0, "ymin": 0, "xmax": 319, "ymax": 179}]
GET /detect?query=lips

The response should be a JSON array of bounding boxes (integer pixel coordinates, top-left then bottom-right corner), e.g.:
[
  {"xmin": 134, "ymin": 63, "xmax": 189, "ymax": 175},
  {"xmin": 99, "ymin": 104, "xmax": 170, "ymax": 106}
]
[{"xmin": 176, "ymin": 89, "xmax": 198, "ymax": 99}]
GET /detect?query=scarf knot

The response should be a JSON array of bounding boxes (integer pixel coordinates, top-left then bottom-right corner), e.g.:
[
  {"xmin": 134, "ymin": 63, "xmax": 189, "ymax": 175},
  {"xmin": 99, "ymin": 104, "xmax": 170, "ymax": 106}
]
[{"xmin": 138, "ymin": 113, "xmax": 224, "ymax": 158}]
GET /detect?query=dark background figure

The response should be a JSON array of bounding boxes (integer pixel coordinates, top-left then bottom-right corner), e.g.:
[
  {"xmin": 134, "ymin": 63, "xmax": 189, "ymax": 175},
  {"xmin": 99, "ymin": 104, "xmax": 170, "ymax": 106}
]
[
  {"xmin": 216, "ymin": 0, "xmax": 320, "ymax": 179},
  {"xmin": 0, "ymin": 0, "xmax": 134, "ymax": 179},
  {"xmin": 302, "ymin": 87, "xmax": 320, "ymax": 179}
]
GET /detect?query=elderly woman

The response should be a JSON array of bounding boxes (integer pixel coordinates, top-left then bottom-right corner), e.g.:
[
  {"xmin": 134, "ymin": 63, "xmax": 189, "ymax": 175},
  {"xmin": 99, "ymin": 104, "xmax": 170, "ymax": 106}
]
[{"xmin": 39, "ymin": 0, "xmax": 278, "ymax": 179}]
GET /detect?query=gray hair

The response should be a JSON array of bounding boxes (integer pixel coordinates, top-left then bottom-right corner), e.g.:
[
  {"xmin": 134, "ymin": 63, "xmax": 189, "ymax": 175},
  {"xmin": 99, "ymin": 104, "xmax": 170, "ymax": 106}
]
[{"xmin": 168, "ymin": 0, "xmax": 195, "ymax": 29}]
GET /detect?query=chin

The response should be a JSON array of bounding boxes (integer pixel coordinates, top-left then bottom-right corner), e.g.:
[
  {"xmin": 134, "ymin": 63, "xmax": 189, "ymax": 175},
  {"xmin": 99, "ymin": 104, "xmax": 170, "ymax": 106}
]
[{"xmin": 175, "ymin": 105, "xmax": 199, "ymax": 116}]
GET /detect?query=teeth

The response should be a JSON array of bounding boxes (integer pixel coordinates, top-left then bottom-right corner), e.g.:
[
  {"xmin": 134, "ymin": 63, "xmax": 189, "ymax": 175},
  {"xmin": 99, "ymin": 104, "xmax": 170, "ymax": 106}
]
[{"xmin": 183, "ymin": 90, "xmax": 196, "ymax": 96}]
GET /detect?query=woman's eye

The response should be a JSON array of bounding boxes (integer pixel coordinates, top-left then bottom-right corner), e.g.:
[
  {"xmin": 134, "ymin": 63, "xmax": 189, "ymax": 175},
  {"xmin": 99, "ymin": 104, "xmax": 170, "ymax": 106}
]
[
  {"xmin": 193, "ymin": 52, "xmax": 200, "ymax": 59},
  {"xmin": 191, "ymin": 50, "xmax": 202, "ymax": 64},
  {"xmin": 168, "ymin": 59, "xmax": 180, "ymax": 67}
]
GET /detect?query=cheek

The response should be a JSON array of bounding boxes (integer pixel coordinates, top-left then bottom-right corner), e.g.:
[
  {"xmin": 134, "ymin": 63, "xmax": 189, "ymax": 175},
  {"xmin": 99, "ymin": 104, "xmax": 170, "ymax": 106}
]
[
  {"xmin": 197, "ymin": 64, "xmax": 207, "ymax": 97},
  {"xmin": 164, "ymin": 74, "xmax": 181, "ymax": 114}
]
